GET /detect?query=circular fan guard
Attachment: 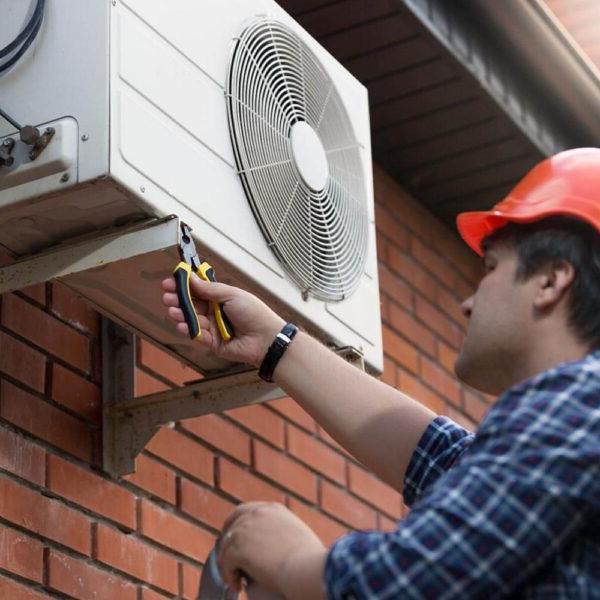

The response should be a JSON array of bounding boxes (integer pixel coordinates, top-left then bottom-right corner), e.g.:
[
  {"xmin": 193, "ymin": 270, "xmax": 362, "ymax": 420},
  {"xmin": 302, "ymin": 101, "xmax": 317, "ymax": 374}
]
[{"xmin": 226, "ymin": 18, "xmax": 369, "ymax": 301}]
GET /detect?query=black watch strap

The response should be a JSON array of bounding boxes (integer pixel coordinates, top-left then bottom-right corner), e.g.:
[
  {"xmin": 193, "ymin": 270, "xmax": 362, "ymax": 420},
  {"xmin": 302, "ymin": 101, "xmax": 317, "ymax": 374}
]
[{"xmin": 258, "ymin": 323, "xmax": 299, "ymax": 382}]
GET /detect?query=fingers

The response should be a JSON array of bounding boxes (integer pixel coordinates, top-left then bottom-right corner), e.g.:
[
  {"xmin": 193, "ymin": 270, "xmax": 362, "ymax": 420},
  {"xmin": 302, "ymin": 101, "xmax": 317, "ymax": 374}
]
[
  {"xmin": 162, "ymin": 288, "xmax": 209, "ymax": 315},
  {"xmin": 218, "ymin": 503, "xmax": 266, "ymax": 589},
  {"xmin": 188, "ymin": 273, "xmax": 236, "ymax": 302}
]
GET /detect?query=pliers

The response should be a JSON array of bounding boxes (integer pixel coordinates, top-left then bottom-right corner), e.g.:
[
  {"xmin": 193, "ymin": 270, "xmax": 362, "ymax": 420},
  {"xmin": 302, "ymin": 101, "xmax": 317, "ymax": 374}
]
[{"xmin": 173, "ymin": 222, "xmax": 234, "ymax": 341}]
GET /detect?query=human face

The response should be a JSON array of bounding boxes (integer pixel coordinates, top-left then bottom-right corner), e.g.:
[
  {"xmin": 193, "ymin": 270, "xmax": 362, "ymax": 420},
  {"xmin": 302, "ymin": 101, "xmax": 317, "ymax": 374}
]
[{"xmin": 455, "ymin": 241, "xmax": 536, "ymax": 395}]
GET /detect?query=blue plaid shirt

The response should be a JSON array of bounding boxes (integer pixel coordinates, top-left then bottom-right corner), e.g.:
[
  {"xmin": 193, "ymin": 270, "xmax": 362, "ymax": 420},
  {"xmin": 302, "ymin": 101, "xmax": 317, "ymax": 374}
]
[{"xmin": 325, "ymin": 350, "xmax": 600, "ymax": 598}]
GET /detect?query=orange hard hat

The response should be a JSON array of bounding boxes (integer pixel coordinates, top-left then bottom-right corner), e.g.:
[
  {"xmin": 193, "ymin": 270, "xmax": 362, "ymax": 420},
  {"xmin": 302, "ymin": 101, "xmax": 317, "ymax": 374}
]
[{"xmin": 456, "ymin": 147, "xmax": 600, "ymax": 255}]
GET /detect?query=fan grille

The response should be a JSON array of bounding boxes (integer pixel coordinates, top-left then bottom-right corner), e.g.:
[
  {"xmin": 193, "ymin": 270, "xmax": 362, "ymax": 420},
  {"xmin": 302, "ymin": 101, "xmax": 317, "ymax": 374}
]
[{"xmin": 226, "ymin": 18, "xmax": 369, "ymax": 301}]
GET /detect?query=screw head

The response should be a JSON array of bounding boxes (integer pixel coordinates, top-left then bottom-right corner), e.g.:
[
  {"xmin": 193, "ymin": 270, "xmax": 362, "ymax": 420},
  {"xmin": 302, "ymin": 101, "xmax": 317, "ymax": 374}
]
[
  {"xmin": 81, "ymin": 134, "xmax": 89, "ymax": 141},
  {"xmin": 20, "ymin": 125, "xmax": 40, "ymax": 145},
  {"xmin": 140, "ymin": 186, "xmax": 146, "ymax": 193},
  {"xmin": 60, "ymin": 173, "xmax": 70, "ymax": 183},
  {"xmin": 2, "ymin": 139, "xmax": 12, "ymax": 147}
]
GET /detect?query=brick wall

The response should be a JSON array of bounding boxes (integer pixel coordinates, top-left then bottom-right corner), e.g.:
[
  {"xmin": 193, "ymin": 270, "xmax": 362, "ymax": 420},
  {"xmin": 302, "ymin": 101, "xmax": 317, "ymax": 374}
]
[{"xmin": 0, "ymin": 163, "xmax": 491, "ymax": 598}]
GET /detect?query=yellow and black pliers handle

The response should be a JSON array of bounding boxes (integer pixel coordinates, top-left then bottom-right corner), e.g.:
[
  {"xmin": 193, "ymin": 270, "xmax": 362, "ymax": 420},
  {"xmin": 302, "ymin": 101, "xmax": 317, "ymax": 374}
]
[{"xmin": 173, "ymin": 223, "xmax": 234, "ymax": 341}]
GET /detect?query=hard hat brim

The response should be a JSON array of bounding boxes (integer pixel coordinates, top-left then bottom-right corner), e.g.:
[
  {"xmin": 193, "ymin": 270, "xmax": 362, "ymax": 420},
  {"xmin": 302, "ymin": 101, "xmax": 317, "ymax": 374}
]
[{"xmin": 457, "ymin": 200, "xmax": 600, "ymax": 256}]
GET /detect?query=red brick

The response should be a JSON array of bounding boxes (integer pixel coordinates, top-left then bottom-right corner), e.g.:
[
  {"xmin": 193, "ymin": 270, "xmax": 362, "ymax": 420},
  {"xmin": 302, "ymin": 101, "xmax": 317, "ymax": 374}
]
[
  {"xmin": 387, "ymin": 247, "xmax": 437, "ymax": 301},
  {"xmin": 146, "ymin": 427, "xmax": 213, "ymax": 484},
  {"xmin": 135, "ymin": 368, "xmax": 170, "ymax": 396},
  {"xmin": 455, "ymin": 274, "xmax": 476, "ymax": 300},
  {"xmin": 420, "ymin": 356, "xmax": 462, "ymax": 406},
  {"xmin": 217, "ymin": 459, "xmax": 285, "ymax": 504},
  {"xmin": 380, "ymin": 294, "xmax": 390, "ymax": 323},
  {"xmin": 389, "ymin": 302, "xmax": 436, "ymax": 356},
  {"xmin": 316, "ymin": 427, "xmax": 353, "ymax": 459},
  {"xmin": 437, "ymin": 340, "xmax": 458, "ymax": 375},
  {"xmin": 138, "ymin": 339, "xmax": 200, "ymax": 386},
  {"xmin": 415, "ymin": 296, "xmax": 463, "ymax": 349},
  {"xmin": 0, "ymin": 575, "xmax": 47, "ymax": 600},
  {"xmin": 377, "ymin": 265, "xmax": 413, "ymax": 310},
  {"xmin": 253, "ymin": 441, "xmax": 317, "ymax": 503},
  {"xmin": 124, "ymin": 453, "xmax": 176, "ymax": 504},
  {"xmin": 0, "ymin": 476, "xmax": 91, "ymax": 554},
  {"xmin": 51, "ymin": 282, "xmax": 100, "ymax": 337},
  {"xmin": 374, "ymin": 166, "xmax": 440, "ymax": 244},
  {"xmin": 180, "ymin": 479, "xmax": 235, "ymax": 530},
  {"xmin": 0, "ymin": 332, "xmax": 46, "ymax": 392},
  {"xmin": 378, "ymin": 514, "xmax": 399, "ymax": 531},
  {"xmin": 182, "ymin": 414, "xmax": 251, "ymax": 464},
  {"xmin": 141, "ymin": 588, "xmax": 171, "ymax": 600},
  {"xmin": 51, "ymin": 363, "xmax": 101, "ymax": 424},
  {"xmin": 374, "ymin": 204, "xmax": 409, "ymax": 250},
  {"xmin": 464, "ymin": 389, "xmax": 491, "ymax": 424},
  {"xmin": 227, "ymin": 404, "xmax": 285, "ymax": 448},
  {"xmin": 410, "ymin": 235, "xmax": 456, "ymax": 289},
  {"xmin": 434, "ymin": 236, "xmax": 482, "ymax": 285},
  {"xmin": 382, "ymin": 326, "xmax": 419, "ymax": 373},
  {"xmin": 445, "ymin": 406, "xmax": 477, "ymax": 432},
  {"xmin": 288, "ymin": 498, "xmax": 348, "ymax": 546},
  {"xmin": 320, "ymin": 481, "xmax": 377, "ymax": 530},
  {"xmin": 182, "ymin": 562, "xmax": 202, "ymax": 600},
  {"xmin": 0, "ymin": 427, "xmax": 45, "ymax": 485},
  {"xmin": 268, "ymin": 397, "xmax": 316, "ymax": 433},
  {"xmin": 96, "ymin": 524, "xmax": 178, "ymax": 594},
  {"xmin": 376, "ymin": 233, "xmax": 388, "ymax": 263},
  {"xmin": 287, "ymin": 426, "xmax": 346, "ymax": 485},
  {"xmin": 0, "ymin": 381, "xmax": 92, "ymax": 462},
  {"xmin": 435, "ymin": 285, "xmax": 468, "ymax": 328},
  {"xmin": 1, "ymin": 293, "xmax": 90, "ymax": 373},
  {"xmin": 380, "ymin": 357, "xmax": 397, "ymax": 387},
  {"xmin": 396, "ymin": 368, "xmax": 444, "ymax": 415},
  {"xmin": 0, "ymin": 527, "xmax": 43, "ymax": 582},
  {"xmin": 140, "ymin": 499, "xmax": 215, "ymax": 563},
  {"xmin": 348, "ymin": 464, "xmax": 402, "ymax": 518},
  {"xmin": 20, "ymin": 284, "xmax": 46, "ymax": 306},
  {"xmin": 48, "ymin": 550, "xmax": 136, "ymax": 600},
  {"xmin": 48, "ymin": 454, "xmax": 136, "ymax": 529}
]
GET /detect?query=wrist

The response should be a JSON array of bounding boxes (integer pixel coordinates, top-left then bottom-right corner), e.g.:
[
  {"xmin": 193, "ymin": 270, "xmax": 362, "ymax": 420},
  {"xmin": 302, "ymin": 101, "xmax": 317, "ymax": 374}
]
[
  {"xmin": 253, "ymin": 316, "xmax": 286, "ymax": 368},
  {"xmin": 258, "ymin": 323, "xmax": 299, "ymax": 382},
  {"xmin": 278, "ymin": 545, "xmax": 327, "ymax": 600}
]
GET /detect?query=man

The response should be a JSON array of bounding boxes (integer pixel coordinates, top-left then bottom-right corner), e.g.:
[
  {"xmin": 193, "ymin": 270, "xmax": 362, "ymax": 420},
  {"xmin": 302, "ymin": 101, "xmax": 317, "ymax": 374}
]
[{"xmin": 162, "ymin": 148, "xmax": 600, "ymax": 598}]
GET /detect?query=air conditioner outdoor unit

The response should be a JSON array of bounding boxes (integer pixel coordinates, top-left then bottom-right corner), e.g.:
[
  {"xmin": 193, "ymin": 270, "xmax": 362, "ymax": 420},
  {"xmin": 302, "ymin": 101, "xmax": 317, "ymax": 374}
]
[{"xmin": 0, "ymin": 0, "xmax": 382, "ymax": 375}]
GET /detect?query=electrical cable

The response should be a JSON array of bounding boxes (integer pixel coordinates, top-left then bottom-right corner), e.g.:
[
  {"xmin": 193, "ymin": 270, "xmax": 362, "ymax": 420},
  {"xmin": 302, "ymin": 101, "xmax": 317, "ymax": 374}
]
[
  {"xmin": 0, "ymin": 0, "xmax": 46, "ymax": 133},
  {"xmin": 0, "ymin": 0, "xmax": 46, "ymax": 74}
]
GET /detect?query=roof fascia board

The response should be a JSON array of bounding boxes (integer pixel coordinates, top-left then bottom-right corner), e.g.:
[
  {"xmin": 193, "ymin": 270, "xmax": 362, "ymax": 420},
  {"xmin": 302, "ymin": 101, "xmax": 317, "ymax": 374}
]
[{"xmin": 400, "ymin": 0, "xmax": 600, "ymax": 155}]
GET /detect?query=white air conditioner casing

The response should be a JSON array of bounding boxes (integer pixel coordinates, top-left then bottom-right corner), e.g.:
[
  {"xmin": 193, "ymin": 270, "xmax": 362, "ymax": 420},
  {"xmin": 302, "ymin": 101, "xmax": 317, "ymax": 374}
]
[{"xmin": 0, "ymin": 0, "xmax": 383, "ymax": 374}]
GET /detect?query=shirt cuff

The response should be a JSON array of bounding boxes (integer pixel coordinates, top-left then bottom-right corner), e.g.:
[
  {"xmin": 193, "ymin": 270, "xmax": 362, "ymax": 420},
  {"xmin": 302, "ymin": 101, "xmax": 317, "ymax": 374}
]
[
  {"xmin": 324, "ymin": 531, "xmax": 383, "ymax": 600},
  {"xmin": 403, "ymin": 415, "xmax": 474, "ymax": 507}
]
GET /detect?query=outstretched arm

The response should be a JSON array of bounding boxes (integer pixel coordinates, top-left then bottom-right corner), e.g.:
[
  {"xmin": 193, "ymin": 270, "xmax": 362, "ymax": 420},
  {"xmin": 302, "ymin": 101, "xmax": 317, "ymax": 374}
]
[{"xmin": 162, "ymin": 274, "xmax": 435, "ymax": 493}]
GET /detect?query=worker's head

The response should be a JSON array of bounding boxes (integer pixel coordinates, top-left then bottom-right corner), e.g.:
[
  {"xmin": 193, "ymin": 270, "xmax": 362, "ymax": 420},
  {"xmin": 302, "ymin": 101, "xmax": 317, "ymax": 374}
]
[{"xmin": 454, "ymin": 148, "xmax": 600, "ymax": 394}]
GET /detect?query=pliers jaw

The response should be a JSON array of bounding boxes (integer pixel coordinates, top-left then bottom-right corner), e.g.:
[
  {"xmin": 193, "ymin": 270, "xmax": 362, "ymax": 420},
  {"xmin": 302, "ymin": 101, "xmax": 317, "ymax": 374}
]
[
  {"xmin": 179, "ymin": 223, "xmax": 201, "ymax": 271},
  {"xmin": 173, "ymin": 222, "xmax": 234, "ymax": 342}
]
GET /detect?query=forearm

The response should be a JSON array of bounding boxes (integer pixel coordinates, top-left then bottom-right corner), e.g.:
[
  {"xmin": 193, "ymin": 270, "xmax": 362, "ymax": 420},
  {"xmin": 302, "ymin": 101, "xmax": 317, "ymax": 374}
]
[{"xmin": 272, "ymin": 331, "xmax": 435, "ymax": 492}]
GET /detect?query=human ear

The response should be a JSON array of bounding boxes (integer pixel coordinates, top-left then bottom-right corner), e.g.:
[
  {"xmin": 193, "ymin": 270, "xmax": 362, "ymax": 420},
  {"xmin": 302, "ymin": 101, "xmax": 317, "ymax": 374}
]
[{"xmin": 533, "ymin": 260, "xmax": 575, "ymax": 310}]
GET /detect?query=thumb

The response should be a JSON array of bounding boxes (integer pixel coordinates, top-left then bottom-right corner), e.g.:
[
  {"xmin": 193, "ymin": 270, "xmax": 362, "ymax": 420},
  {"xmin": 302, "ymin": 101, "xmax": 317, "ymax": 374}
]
[{"xmin": 189, "ymin": 273, "xmax": 235, "ymax": 302}]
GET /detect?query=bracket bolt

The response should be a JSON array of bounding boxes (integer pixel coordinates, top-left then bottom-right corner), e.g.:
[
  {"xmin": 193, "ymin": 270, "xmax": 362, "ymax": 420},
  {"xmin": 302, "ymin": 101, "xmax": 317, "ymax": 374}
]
[
  {"xmin": 2, "ymin": 139, "xmax": 12, "ymax": 147},
  {"xmin": 60, "ymin": 173, "xmax": 70, "ymax": 183}
]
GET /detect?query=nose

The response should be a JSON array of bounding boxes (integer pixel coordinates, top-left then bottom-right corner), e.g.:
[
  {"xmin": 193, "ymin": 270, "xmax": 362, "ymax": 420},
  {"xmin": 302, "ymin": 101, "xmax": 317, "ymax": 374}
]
[{"xmin": 461, "ymin": 295, "xmax": 474, "ymax": 318}]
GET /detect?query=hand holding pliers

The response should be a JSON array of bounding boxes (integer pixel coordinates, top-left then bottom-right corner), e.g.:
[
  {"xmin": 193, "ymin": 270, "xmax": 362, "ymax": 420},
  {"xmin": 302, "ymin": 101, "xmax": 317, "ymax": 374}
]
[{"xmin": 173, "ymin": 222, "xmax": 234, "ymax": 341}]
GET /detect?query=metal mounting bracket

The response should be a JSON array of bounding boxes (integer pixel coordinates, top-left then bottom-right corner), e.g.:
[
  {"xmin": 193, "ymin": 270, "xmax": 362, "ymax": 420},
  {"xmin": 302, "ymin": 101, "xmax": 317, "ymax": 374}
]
[{"xmin": 102, "ymin": 319, "xmax": 289, "ymax": 478}]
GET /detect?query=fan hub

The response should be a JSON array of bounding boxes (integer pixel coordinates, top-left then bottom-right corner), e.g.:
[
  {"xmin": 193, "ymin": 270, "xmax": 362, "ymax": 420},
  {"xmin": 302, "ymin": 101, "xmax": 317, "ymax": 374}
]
[{"xmin": 289, "ymin": 121, "xmax": 329, "ymax": 193}]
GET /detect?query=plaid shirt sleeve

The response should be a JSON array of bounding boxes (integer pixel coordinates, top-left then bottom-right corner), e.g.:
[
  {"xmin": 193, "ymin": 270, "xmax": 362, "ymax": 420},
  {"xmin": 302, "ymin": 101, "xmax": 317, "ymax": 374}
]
[{"xmin": 324, "ymin": 360, "xmax": 600, "ymax": 599}]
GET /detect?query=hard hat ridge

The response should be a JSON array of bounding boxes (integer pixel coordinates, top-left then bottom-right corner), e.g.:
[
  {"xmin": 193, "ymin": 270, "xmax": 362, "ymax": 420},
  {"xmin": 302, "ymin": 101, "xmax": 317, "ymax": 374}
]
[{"xmin": 457, "ymin": 147, "xmax": 600, "ymax": 255}]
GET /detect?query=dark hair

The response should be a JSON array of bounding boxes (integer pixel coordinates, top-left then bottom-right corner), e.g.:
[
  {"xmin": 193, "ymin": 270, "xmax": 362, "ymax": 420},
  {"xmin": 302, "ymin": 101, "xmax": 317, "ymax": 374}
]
[{"xmin": 482, "ymin": 216, "xmax": 600, "ymax": 351}]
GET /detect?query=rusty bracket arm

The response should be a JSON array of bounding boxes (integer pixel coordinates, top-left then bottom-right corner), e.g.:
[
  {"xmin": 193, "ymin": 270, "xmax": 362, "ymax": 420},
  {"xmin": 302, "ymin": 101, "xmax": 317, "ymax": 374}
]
[{"xmin": 102, "ymin": 319, "xmax": 289, "ymax": 478}]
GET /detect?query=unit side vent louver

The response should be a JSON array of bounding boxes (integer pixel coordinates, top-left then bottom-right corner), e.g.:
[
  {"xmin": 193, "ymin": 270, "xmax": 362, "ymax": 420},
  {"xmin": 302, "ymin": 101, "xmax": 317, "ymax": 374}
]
[{"xmin": 226, "ymin": 18, "xmax": 369, "ymax": 301}]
